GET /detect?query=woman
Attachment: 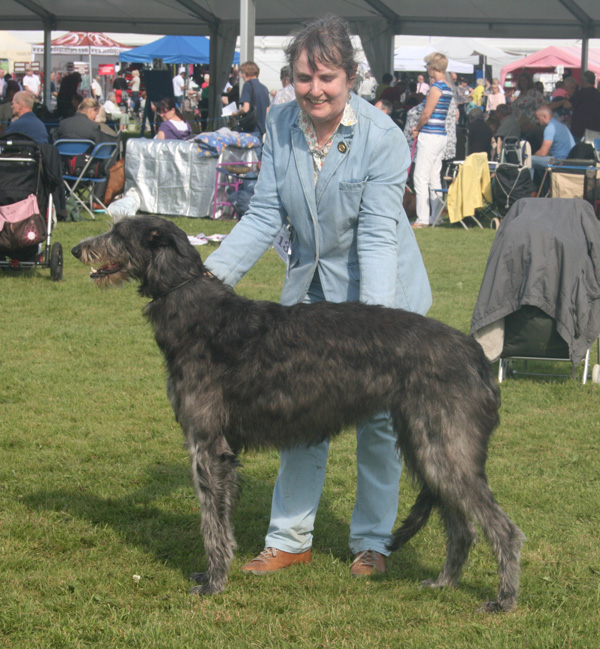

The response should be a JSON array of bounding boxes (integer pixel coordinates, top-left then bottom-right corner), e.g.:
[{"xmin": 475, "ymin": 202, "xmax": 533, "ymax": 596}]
[
  {"xmin": 204, "ymin": 15, "xmax": 431, "ymax": 578},
  {"xmin": 55, "ymin": 72, "xmax": 82, "ymax": 119},
  {"xmin": 510, "ymin": 72, "xmax": 545, "ymax": 133},
  {"xmin": 102, "ymin": 91, "xmax": 129, "ymax": 131},
  {"xmin": 485, "ymin": 82, "xmax": 504, "ymax": 115},
  {"xmin": 410, "ymin": 52, "xmax": 453, "ymax": 228},
  {"xmin": 56, "ymin": 97, "xmax": 116, "ymax": 145},
  {"xmin": 130, "ymin": 69, "xmax": 141, "ymax": 115},
  {"xmin": 154, "ymin": 97, "xmax": 192, "ymax": 140}
]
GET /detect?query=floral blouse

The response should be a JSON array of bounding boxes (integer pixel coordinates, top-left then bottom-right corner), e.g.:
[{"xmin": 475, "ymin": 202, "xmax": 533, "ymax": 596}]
[
  {"xmin": 511, "ymin": 89, "xmax": 546, "ymax": 127},
  {"xmin": 298, "ymin": 102, "xmax": 357, "ymax": 185}
]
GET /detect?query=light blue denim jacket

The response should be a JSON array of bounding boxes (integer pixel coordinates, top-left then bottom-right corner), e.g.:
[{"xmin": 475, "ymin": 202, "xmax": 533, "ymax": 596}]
[{"xmin": 205, "ymin": 92, "xmax": 431, "ymax": 314}]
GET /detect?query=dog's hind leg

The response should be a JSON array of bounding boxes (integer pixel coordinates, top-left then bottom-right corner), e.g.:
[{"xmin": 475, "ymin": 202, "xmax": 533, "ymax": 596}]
[
  {"xmin": 420, "ymin": 504, "xmax": 477, "ymax": 589},
  {"xmin": 471, "ymin": 495, "xmax": 525, "ymax": 612},
  {"xmin": 436, "ymin": 476, "xmax": 524, "ymax": 611},
  {"xmin": 188, "ymin": 439, "xmax": 239, "ymax": 596}
]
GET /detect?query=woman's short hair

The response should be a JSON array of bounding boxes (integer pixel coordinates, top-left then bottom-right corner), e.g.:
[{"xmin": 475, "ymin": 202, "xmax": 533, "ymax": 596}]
[
  {"xmin": 240, "ymin": 61, "xmax": 260, "ymax": 77},
  {"xmin": 78, "ymin": 98, "xmax": 100, "ymax": 113},
  {"xmin": 424, "ymin": 52, "xmax": 448, "ymax": 73},
  {"xmin": 285, "ymin": 14, "xmax": 357, "ymax": 82},
  {"xmin": 132, "ymin": 69, "xmax": 140, "ymax": 78}
]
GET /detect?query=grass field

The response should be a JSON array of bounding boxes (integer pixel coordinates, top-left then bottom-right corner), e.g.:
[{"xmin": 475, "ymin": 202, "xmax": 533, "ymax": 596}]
[{"xmin": 1, "ymin": 217, "xmax": 599, "ymax": 648}]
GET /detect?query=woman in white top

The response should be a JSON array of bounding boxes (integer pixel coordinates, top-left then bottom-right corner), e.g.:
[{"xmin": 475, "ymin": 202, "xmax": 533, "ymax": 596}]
[{"xmin": 130, "ymin": 70, "xmax": 141, "ymax": 114}]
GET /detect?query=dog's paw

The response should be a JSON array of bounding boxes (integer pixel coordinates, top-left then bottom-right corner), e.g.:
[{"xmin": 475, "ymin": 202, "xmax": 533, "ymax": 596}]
[
  {"xmin": 190, "ymin": 582, "xmax": 222, "ymax": 596},
  {"xmin": 478, "ymin": 598, "xmax": 517, "ymax": 613},
  {"xmin": 188, "ymin": 572, "xmax": 226, "ymax": 596},
  {"xmin": 189, "ymin": 571, "xmax": 208, "ymax": 585},
  {"xmin": 420, "ymin": 578, "xmax": 445, "ymax": 589}
]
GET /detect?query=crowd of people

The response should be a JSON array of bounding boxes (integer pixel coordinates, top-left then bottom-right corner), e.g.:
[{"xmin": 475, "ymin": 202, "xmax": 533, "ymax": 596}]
[
  {"xmin": 2, "ymin": 38, "xmax": 599, "ymax": 230},
  {"xmin": 359, "ymin": 63, "xmax": 600, "ymax": 227}
]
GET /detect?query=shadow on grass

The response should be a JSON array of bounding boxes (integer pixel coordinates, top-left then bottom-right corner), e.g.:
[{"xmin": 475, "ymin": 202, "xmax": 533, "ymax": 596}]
[{"xmin": 22, "ymin": 459, "xmax": 429, "ymax": 586}]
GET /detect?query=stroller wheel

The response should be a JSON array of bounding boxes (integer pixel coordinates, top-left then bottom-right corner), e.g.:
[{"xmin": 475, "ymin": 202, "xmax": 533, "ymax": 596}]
[
  {"xmin": 50, "ymin": 242, "xmax": 63, "ymax": 281},
  {"xmin": 491, "ymin": 217, "xmax": 501, "ymax": 230},
  {"xmin": 592, "ymin": 364, "xmax": 600, "ymax": 384}
]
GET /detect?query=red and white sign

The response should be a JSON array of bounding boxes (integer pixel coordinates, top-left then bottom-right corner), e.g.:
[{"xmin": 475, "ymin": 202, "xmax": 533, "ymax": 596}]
[{"xmin": 98, "ymin": 64, "xmax": 115, "ymax": 76}]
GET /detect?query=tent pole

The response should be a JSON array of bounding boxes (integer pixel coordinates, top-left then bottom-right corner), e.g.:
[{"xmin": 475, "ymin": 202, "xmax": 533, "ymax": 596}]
[
  {"xmin": 581, "ymin": 33, "xmax": 589, "ymax": 73},
  {"xmin": 239, "ymin": 0, "xmax": 255, "ymax": 92},
  {"xmin": 43, "ymin": 26, "xmax": 52, "ymax": 109}
]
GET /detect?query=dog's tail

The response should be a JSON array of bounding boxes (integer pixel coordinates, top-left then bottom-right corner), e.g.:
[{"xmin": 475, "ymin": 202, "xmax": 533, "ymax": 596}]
[{"xmin": 387, "ymin": 484, "xmax": 436, "ymax": 552}]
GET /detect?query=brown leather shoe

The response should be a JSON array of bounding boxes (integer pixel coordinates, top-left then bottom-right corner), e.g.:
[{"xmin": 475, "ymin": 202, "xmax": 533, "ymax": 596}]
[
  {"xmin": 241, "ymin": 547, "xmax": 312, "ymax": 575},
  {"xmin": 351, "ymin": 550, "xmax": 386, "ymax": 577}
]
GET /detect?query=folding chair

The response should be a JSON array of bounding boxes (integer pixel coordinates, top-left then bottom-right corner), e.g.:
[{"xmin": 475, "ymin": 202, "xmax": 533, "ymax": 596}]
[
  {"xmin": 55, "ymin": 139, "xmax": 118, "ymax": 219},
  {"xmin": 540, "ymin": 157, "xmax": 598, "ymax": 200}
]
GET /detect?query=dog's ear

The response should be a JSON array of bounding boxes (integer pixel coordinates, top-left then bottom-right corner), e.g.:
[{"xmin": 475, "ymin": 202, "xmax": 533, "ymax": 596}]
[{"xmin": 146, "ymin": 225, "xmax": 190, "ymax": 258}]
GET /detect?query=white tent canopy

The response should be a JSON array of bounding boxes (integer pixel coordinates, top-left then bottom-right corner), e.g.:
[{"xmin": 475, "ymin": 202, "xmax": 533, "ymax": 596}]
[
  {"xmin": 393, "ymin": 45, "xmax": 473, "ymax": 74},
  {"xmin": 3, "ymin": 0, "xmax": 600, "ymax": 118}
]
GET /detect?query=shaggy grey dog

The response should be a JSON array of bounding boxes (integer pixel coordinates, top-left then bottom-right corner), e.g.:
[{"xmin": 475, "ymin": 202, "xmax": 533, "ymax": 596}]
[{"xmin": 72, "ymin": 216, "xmax": 524, "ymax": 612}]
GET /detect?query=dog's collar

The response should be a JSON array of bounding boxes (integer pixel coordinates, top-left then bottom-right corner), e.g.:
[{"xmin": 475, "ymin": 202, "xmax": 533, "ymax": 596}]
[{"xmin": 149, "ymin": 275, "xmax": 201, "ymax": 301}]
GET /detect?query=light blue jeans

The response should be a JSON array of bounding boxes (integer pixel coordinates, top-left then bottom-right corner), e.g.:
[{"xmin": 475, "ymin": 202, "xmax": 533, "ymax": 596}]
[{"xmin": 264, "ymin": 275, "xmax": 402, "ymax": 556}]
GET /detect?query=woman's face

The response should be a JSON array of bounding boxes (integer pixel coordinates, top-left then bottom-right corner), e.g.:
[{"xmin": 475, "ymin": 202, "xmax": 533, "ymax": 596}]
[
  {"xmin": 159, "ymin": 106, "xmax": 176, "ymax": 120},
  {"xmin": 293, "ymin": 49, "xmax": 353, "ymax": 132}
]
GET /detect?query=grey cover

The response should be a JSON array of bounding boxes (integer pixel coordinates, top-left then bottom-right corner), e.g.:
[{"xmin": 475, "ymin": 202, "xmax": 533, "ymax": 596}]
[
  {"xmin": 471, "ymin": 198, "xmax": 600, "ymax": 365},
  {"xmin": 124, "ymin": 138, "xmax": 218, "ymax": 218}
]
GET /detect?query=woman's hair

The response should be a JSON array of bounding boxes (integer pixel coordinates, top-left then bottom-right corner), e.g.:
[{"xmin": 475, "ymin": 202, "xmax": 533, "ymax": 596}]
[
  {"xmin": 77, "ymin": 98, "xmax": 100, "ymax": 113},
  {"xmin": 517, "ymin": 72, "xmax": 534, "ymax": 92},
  {"xmin": 132, "ymin": 69, "xmax": 140, "ymax": 78},
  {"xmin": 285, "ymin": 14, "xmax": 357, "ymax": 82},
  {"xmin": 424, "ymin": 52, "xmax": 448, "ymax": 73},
  {"xmin": 155, "ymin": 97, "xmax": 184, "ymax": 120}
]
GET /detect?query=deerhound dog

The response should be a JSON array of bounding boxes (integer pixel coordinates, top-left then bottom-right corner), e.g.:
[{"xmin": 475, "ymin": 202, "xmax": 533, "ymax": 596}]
[{"xmin": 72, "ymin": 216, "xmax": 524, "ymax": 612}]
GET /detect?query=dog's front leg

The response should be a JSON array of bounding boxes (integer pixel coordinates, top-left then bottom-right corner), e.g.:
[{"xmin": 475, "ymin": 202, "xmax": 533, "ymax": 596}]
[{"xmin": 188, "ymin": 438, "xmax": 239, "ymax": 596}]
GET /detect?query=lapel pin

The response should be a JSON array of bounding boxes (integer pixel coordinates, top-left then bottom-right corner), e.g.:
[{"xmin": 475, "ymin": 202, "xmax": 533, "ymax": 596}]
[{"xmin": 338, "ymin": 142, "xmax": 347, "ymax": 153}]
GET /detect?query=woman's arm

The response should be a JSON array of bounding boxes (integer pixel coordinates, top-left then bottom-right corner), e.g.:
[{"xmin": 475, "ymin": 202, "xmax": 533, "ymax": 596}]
[
  {"xmin": 412, "ymin": 86, "xmax": 442, "ymax": 136},
  {"xmin": 356, "ymin": 125, "xmax": 409, "ymax": 307}
]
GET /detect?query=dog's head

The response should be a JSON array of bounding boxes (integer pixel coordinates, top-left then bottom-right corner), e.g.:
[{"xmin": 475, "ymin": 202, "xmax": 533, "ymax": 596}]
[{"xmin": 72, "ymin": 216, "xmax": 204, "ymax": 293}]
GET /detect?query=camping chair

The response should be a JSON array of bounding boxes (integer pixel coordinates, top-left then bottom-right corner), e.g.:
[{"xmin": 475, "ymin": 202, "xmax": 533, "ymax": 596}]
[
  {"xmin": 540, "ymin": 157, "xmax": 599, "ymax": 200},
  {"xmin": 55, "ymin": 139, "xmax": 119, "ymax": 219}
]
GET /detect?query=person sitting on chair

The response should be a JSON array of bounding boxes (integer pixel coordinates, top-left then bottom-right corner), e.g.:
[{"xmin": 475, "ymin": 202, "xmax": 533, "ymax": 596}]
[
  {"xmin": 530, "ymin": 104, "xmax": 576, "ymax": 188},
  {"xmin": 56, "ymin": 98, "xmax": 117, "ymax": 145},
  {"xmin": 4, "ymin": 91, "xmax": 49, "ymax": 144}
]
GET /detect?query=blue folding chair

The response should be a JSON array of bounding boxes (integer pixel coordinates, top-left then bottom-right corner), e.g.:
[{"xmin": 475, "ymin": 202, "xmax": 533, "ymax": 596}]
[{"xmin": 55, "ymin": 139, "xmax": 118, "ymax": 219}]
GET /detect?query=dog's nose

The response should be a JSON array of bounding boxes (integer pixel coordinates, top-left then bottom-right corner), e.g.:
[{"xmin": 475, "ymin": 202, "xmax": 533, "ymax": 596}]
[{"xmin": 71, "ymin": 244, "xmax": 82, "ymax": 259}]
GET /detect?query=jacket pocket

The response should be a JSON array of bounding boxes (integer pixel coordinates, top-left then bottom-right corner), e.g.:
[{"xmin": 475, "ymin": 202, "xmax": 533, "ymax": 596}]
[{"xmin": 337, "ymin": 180, "xmax": 366, "ymax": 228}]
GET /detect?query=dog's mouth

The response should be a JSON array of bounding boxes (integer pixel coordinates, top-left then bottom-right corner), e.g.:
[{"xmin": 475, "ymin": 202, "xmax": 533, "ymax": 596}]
[{"xmin": 90, "ymin": 264, "xmax": 123, "ymax": 279}]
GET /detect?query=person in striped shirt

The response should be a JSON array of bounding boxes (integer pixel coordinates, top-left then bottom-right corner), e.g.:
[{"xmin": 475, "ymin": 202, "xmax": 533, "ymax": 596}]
[{"xmin": 411, "ymin": 52, "xmax": 453, "ymax": 228}]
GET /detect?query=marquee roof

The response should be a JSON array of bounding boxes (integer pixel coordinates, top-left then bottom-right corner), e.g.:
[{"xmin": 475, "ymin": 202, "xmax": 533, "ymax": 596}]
[{"xmin": 3, "ymin": 0, "xmax": 600, "ymax": 40}]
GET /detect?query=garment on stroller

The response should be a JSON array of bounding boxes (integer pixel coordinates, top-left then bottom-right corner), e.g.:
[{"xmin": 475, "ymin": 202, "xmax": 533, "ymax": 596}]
[
  {"xmin": 471, "ymin": 198, "xmax": 600, "ymax": 382},
  {"xmin": 0, "ymin": 135, "xmax": 63, "ymax": 280}
]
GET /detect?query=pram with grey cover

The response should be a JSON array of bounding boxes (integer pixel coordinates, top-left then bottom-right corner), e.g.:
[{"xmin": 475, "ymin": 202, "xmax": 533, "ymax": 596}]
[{"xmin": 471, "ymin": 198, "xmax": 600, "ymax": 383}]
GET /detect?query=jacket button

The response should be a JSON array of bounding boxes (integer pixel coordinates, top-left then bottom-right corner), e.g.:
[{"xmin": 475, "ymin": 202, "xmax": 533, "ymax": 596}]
[{"xmin": 338, "ymin": 142, "xmax": 347, "ymax": 153}]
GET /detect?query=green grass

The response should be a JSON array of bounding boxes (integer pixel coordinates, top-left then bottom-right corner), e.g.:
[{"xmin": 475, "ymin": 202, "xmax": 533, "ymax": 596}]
[{"xmin": 1, "ymin": 218, "xmax": 599, "ymax": 648}]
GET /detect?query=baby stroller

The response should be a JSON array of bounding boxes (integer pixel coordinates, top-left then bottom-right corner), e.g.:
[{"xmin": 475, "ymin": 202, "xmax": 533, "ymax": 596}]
[
  {"xmin": 490, "ymin": 137, "xmax": 533, "ymax": 228},
  {"xmin": 0, "ymin": 136, "xmax": 63, "ymax": 280},
  {"xmin": 471, "ymin": 198, "xmax": 600, "ymax": 384}
]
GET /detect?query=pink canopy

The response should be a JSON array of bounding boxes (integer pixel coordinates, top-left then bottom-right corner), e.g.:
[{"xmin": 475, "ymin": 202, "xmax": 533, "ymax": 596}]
[{"xmin": 500, "ymin": 46, "xmax": 600, "ymax": 85}]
